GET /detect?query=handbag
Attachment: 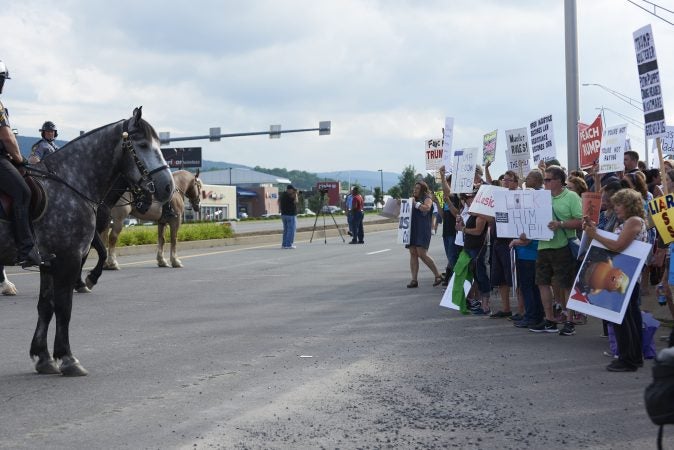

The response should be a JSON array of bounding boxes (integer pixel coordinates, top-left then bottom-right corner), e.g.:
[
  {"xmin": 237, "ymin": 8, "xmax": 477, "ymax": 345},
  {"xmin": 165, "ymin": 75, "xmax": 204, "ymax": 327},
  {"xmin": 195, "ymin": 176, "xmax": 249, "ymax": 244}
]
[{"xmin": 645, "ymin": 330, "xmax": 674, "ymax": 449}]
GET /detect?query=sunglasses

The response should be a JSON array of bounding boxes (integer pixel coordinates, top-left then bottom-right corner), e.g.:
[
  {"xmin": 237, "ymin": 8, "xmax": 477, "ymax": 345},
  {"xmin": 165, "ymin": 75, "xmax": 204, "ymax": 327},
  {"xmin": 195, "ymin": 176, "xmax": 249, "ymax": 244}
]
[{"xmin": 543, "ymin": 178, "xmax": 558, "ymax": 182}]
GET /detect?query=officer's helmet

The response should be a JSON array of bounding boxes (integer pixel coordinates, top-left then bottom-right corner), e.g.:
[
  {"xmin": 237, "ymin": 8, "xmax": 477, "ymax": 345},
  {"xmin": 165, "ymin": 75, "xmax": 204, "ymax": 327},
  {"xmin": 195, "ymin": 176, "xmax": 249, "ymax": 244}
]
[{"xmin": 40, "ymin": 121, "xmax": 58, "ymax": 139}]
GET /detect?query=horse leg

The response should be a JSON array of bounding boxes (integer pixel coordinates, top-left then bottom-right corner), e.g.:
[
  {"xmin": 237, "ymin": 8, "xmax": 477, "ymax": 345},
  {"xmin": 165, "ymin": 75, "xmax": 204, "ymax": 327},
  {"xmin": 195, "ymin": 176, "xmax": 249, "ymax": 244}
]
[
  {"xmin": 0, "ymin": 265, "xmax": 17, "ymax": 296},
  {"xmin": 157, "ymin": 222, "xmax": 169, "ymax": 267},
  {"xmin": 85, "ymin": 231, "xmax": 107, "ymax": 289},
  {"xmin": 103, "ymin": 220, "xmax": 122, "ymax": 270},
  {"xmin": 52, "ymin": 259, "xmax": 88, "ymax": 376},
  {"xmin": 74, "ymin": 251, "xmax": 91, "ymax": 294},
  {"xmin": 30, "ymin": 268, "xmax": 60, "ymax": 374},
  {"xmin": 170, "ymin": 220, "xmax": 183, "ymax": 268}
]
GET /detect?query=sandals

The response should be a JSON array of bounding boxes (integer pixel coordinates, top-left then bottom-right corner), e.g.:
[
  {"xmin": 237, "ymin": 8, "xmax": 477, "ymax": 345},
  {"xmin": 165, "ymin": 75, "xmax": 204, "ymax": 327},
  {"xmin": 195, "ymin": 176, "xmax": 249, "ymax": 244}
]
[
  {"xmin": 433, "ymin": 276, "xmax": 443, "ymax": 287},
  {"xmin": 407, "ymin": 280, "xmax": 419, "ymax": 288}
]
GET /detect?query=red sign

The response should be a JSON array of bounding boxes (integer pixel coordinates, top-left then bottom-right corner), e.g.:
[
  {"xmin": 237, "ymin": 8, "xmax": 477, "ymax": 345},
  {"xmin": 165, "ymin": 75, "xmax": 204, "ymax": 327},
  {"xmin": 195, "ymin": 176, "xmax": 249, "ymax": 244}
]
[
  {"xmin": 316, "ymin": 181, "xmax": 340, "ymax": 206},
  {"xmin": 578, "ymin": 114, "xmax": 603, "ymax": 168}
]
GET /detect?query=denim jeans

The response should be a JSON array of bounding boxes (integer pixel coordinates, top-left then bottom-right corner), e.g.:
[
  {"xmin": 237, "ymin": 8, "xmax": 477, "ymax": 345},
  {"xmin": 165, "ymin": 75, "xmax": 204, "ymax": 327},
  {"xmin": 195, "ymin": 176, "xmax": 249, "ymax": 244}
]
[
  {"xmin": 281, "ymin": 215, "xmax": 297, "ymax": 247},
  {"xmin": 516, "ymin": 258, "xmax": 543, "ymax": 325},
  {"xmin": 465, "ymin": 245, "xmax": 491, "ymax": 296},
  {"xmin": 443, "ymin": 233, "xmax": 460, "ymax": 272},
  {"xmin": 351, "ymin": 210, "xmax": 364, "ymax": 242}
]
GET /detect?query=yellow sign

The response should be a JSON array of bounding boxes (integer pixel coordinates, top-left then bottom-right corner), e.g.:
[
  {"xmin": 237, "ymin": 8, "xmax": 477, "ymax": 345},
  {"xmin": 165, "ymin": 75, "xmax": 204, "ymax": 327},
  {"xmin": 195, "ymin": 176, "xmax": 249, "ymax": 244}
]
[{"xmin": 648, "ymin": 194, "xmax": 674, "ymax": 244}]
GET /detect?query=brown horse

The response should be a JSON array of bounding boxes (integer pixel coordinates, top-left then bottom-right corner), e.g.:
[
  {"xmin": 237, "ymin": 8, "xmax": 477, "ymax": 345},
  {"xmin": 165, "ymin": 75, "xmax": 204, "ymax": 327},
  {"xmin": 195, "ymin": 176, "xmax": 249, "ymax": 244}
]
[{"xmin": 102, "ymin": 169, "xmax": 201, "ymax": 269}]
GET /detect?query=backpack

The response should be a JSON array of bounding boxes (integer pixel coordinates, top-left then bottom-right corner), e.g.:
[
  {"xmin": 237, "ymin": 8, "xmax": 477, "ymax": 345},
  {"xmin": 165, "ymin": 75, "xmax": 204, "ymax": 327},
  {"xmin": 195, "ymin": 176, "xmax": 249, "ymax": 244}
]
[{"xmin": 645, "ymin": 330, "xmax": 674, "ymax": 449}]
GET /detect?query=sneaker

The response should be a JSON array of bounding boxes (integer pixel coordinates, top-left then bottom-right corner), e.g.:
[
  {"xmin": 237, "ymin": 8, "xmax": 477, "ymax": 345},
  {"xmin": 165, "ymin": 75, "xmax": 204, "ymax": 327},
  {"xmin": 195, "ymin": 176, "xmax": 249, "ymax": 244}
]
[
  {"xmin": 288, "ymin": 245, "xmax": 297, "ymax": 249},
  {"xmin": 510, "ymin": 313, "xmax": 524, "ymax": 322},
  {"xmin": 572, "ymin": 312, "xmax": 587, "ymax": 325},
  {"xmin": 513, "ymin": 319, "xmax": 530, "ymax": 328},
  {"xmin": 489, "ymin": 310, "xmax": 512, "ymax": 318},
  {"xmin": 559, "ymin": 321, "xmax": 576, "ymax": 336},
  {"xmin": 529, "ymin": 320, "xmax": 558, "ymax": 333},
  {"xmin": 606, "ymin": 360, "xmax": 637, "ymax": 372},
  {"xmin": 468, "ymin": 298, "xmax": 480, "ymax": 309},
  {"xmin": 471, "ymin": 308, "xmax": 490, "ymax": 316}
]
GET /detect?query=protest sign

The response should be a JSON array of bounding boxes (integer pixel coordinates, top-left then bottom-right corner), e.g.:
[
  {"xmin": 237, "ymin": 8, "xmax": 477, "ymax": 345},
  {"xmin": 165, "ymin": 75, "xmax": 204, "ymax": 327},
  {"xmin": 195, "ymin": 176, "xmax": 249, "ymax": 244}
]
[
  {"xmin": 582, "ymin": 192, "xmax": 602, "ymax": 225},
  {"xmin": 568, "ymin": 229, "xmax": 651, "ymax": 324},
  {"xmin": 492, "ymin": 189, "xmax": 553, "ymax": 240},
  {"xmin": 380, "ymin": 197, "xmax": 400, "ymax": 219},
  {"xmin": 505, "ymin": 128, "xmax": 531, "ymax": 175},
  {"xmin": 397, "ymin": 198, "xmax": 413, "ymax": 245},
  {"xmin": 529, "ymin": 114, "xmax": 556, "ymax": 164},
  {"xmin": 579, "ymin": 114, "xmax": 603, "ymax": 168},
  {"xmin": 442, "ymin": 117, "xmax": 454, "ymax": 169},
  {"xmin": 650, "ymin": 138, "xmax": 659, "ymax": 169},
  {"xmin": 450, "ymin": 147, "xmax": 478, "ymax": 194},
  {"xmin": 660, "ymin": 126, "xmax": 674, "ymax": 159},
  {"xmin": 634, "ymin": 25, "xmax": 666, "ymax": 139},
  {"xmin": 598, "ymin": 124, "xmax": 627, "ymax": 174},
  {"xmin": 468, "ymin": 184, "xmax": 508, "ymax": 218},
  {"xmin": 425, "ymin": 138, "xmax": 443, "ymax": 182},
  {"xmin": 647, "ymin": 194, "xmax": 674, "ymax": 244},
  {"xmin": 439, "ymin": 275, "xmax": 471, "ymax": 312},
  {"xmin": 483, "ymin": 129, "xmax": 497, "ymax": 165}
]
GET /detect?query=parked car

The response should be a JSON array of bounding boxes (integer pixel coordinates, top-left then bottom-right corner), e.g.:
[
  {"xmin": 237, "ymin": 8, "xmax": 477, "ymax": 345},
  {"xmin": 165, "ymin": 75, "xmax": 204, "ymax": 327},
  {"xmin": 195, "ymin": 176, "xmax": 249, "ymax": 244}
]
[
  {"xmin": 320, "ymin": 205, "xmax": 342, "ymax": 214},
  {"xmin": 303, "ymin": 209, "xmax": 316, "ymax": 216},
  {"xmin": 260, "ymin": 213, "xmax": 280, "ymax": 218}
]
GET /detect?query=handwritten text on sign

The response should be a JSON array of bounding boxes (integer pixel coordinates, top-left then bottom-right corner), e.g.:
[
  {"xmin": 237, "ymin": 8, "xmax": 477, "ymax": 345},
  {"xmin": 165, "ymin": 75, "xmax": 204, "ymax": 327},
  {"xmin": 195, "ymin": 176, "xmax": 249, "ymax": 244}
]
[
  {"xmin": 598, "ymin": 124, "xmax": 627, "ymax": 174},
  {"xmin": 397, "ymin": 198, "xmax": 413, "ymax": 245},
  {"xmin": 425, "ymin": 138, "xmax": 443, "ymax": 173},
  {"xmin": 634, "ymin": 25, "xmax": 666, "ymax": 138},
  {"xmin": 648, "ymin": 194, "xmax": 674, "ymax": 244},
  {"xmin": 493, "ymin": 189, "xmax": 554, "ymax": 240},
  {"xmin": 450, "ymin": 148, "xmax": 478, "ymax": 194},
  {"xmin": 505, "ymin": 128, "xmax": 531, "ymax": 174},
  {"xmin": 529, "ymin": 114, "xmax": 556, "ymax": 163}
]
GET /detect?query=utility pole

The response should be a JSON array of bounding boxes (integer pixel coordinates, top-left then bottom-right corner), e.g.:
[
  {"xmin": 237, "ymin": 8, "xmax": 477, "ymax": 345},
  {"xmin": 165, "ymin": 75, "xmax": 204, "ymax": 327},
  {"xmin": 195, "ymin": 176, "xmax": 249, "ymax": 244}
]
[{"xmin": 565, "ymin": 0, "xmax": 580, "ymax": 170}]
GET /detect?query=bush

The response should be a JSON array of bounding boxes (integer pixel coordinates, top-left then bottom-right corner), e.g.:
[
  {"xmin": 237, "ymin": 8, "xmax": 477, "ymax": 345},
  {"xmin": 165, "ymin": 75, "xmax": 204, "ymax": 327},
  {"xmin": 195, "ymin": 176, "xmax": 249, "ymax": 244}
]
[{"xmin": 116, "ymin": 222, "xmax": 235, "ymax": 247}]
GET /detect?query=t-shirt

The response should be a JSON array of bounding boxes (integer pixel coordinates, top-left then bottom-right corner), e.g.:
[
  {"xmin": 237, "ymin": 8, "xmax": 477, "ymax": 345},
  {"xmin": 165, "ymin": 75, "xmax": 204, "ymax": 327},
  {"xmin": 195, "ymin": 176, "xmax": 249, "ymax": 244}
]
[
  {"xmin": 352, "ymin": 194, "xmax": 364, "ymax": 211},
  {"xmin": 442, "ymin": 194, "xmax": 461, "ymax": 236},
  {"xmin": 538, "ymin": 188, "xmax": 582, "ymax": 251},
  {"xmin": 279, "ymin": 191, "xmax": 297, "ymax": 216}
]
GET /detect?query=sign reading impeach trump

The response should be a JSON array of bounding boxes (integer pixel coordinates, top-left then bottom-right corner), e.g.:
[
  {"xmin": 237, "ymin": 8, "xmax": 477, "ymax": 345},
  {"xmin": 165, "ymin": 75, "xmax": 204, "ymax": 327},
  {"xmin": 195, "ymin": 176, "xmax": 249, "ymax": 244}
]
[{"xmin": 493, "ymin": 189, "xmax": 554, "ymax": 240}]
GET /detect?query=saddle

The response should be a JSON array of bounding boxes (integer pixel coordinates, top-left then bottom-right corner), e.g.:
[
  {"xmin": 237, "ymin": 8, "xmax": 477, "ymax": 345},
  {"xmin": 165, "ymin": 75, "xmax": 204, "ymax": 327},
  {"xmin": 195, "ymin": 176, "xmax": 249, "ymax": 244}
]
[{"xmin": 0, "ymin": 169, "xmax": 47, "ymax": 221}]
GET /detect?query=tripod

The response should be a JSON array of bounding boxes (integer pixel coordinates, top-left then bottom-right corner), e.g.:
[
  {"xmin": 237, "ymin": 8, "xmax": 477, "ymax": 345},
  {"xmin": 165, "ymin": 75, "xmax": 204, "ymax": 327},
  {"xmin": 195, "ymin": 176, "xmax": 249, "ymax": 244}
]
[{"xmin": 310, "ymin": 191, "xmax": 346, "ymax": 244}]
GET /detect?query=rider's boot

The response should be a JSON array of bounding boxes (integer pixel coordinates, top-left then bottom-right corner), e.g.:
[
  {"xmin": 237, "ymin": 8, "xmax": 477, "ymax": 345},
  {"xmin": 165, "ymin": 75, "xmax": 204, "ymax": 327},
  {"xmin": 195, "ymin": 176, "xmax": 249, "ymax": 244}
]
[
  {"xmin": 162, "ymin": 202, "xmax": 178, "ymax": 219},
  {"xmin": 13, "ymin": 205, "xmax": 42, "ymax": 268}
]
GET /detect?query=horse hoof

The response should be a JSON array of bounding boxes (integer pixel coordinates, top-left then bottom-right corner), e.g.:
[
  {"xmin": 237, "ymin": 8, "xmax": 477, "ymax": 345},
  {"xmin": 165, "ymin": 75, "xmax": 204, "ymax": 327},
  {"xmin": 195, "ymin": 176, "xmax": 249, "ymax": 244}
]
[
  {"xmin": 75, "ymin": 285, "xmax": 91, "ymax": 294},
  {"xmin": 85, "ymin": 276, "xmax": 96, "ymax": 290},
  {"xmin": 102, "ymin": 262, "xmax": 119, "ymax": 271},
  {"xmin": 1, "ymin": 281, "xmax": 17, "ymax": 296},
  {"xmin": 60, "ymin": 357, "xmax": 88, "ymax": 377},
  {"xmin": 171, "ymin": 260, "xmax": 183, "ymax": 268},
  {"xmin": 157, "ymin": 259, "xmax": 169, "ymax": 268},
  {"xmin": 35, "ymin": 357, "xmax": 61, "ymax": 375}
]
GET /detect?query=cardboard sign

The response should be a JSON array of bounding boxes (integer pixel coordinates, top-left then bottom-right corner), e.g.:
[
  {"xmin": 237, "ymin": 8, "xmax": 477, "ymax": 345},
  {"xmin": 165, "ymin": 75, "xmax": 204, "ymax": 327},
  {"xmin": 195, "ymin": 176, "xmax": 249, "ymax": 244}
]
[
  {"xmin": 468, "ymin": 184, "xmax": 508, "ymax": 218},
  {"xmin": 442, "ymin": 117, "xmax": 454, "ymax": 170},
  {"xmin": 661, "ymin": 126, "xmax": 674, "ymax": 159},
  {"xmin": 505, "ymin": 128, "xmax": 531, "ymax": 175},
  {"xmin": 425, "ymin": 138, "xmax": 443, "ymax": 182},
  {"xmin": 483, "ymin": 129, "xmax": 497, "ymax": 165},
  {"xmin": 397, "ymin": 198, "xmax": 413, "ymax": 245},
  {"xmin": 450, "ymin": 148, "xmax": 478, "ymax": 194},
  {"xmin": 568, "ymin": 229, "xmax": 652, "ymax": 324},
  {"xmin": 493, "ymin": 189, "xmax": 554, "ymax": 240},
  {"xmin": 634, "ymin": 25, "xmax": 666, "ymax": 139},
  {"xmin": 380, "ymin": 197, "xmax": 400, "ymax": 219},
  {"xmin": 582, "ymin": 192, "xmax": 602, "ymax": 225},
  {"xmin": 648, "ymin": 194, "xmax": 674, "ymax": 244},
  {"xmin": 579, "ymin": 114, "xmax": 603, "ymax": 168},
  {"xmin": 598, "ymin": 124, "xmax": 628, "ymax": 174},
  {"xmin": 529, "ymin": 114, "xmax": 556, "ymax": 164}
]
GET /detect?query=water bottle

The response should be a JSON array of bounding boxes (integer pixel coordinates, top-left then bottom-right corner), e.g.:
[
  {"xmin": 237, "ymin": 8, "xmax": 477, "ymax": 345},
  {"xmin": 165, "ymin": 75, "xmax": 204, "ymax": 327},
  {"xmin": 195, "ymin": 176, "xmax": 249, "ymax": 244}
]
[{"xmin": 657, "ymin": 284, "xmax": 667, "ymax": 306}]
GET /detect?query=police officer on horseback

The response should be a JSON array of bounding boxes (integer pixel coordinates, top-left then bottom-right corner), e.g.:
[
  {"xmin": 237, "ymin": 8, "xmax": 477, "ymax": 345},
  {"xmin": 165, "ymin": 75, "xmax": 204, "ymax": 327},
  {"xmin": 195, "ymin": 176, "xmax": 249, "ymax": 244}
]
[
  {"xmin": 0, "ymin": 61, "xmax": 42, "ymax": 267},
  {"xmin": 28, "ymin": 121, "xmax": 59, "ymax": 163}
]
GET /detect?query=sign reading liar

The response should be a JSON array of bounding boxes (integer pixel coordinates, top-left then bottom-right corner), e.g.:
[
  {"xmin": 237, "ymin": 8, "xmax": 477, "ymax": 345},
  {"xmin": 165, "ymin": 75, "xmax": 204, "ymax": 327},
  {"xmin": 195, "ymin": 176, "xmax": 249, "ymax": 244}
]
[
  {"xmin": 442, "ymin": 117, "xmax": 454, "ymax": 170},
  {"xmin": 598, "ymin": 124, "xmax": 627, "ymax": 174},
  {"xmin": 634, "ymin": 25, "xmax": 666, "ymax": 139},
  {"xmin": 505, "ymin": 128, "xmax": 531, "ymax": 174},
  {"xmin": 578, "ymin": 114, "xmax": 602, "ymax": 168},
  {"xmin": 492, "ymin": 189, "xmax": 554, "ymax": 240},
  {"xmin": 648, "ymin": 194, "xmax": 674, "ymax": 244},
  {"xmin": 529, "ymin": 115, "xmax": 556, "ymax": 164},
  {"xmin": 450, "ymin": 148, "xmax": 478, "ymax": 194},
  {"xmin": 397, "ymin": 198, "xmax": 413, "ymax": 245}
]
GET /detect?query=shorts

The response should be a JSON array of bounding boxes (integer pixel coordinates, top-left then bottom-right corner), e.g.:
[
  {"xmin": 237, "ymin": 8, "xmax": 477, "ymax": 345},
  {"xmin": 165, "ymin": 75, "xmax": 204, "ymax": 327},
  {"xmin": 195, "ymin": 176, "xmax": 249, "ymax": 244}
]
[
  {"xmin": 491, "ymin": 241, "xmax": 513, "ymax": 287},
  {"xmin": 535, "ymin": 246, "xmax": 576, "ymax": 289}
]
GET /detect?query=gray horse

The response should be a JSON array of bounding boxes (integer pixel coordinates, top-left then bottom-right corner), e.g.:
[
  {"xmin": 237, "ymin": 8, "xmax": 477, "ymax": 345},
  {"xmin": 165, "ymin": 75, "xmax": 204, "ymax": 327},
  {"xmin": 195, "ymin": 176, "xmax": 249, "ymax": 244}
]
[{"xmin": 0, "ymin": 107, "xmax": 174, "ymax": 376}]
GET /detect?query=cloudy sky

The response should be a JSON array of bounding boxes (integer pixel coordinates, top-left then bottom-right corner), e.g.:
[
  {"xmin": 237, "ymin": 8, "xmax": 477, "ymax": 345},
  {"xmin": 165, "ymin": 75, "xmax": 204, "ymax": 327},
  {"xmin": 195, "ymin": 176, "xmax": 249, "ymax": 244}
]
[{"xmin": 2, "ymin": 0, "xmax": 673, "ymax": 176}]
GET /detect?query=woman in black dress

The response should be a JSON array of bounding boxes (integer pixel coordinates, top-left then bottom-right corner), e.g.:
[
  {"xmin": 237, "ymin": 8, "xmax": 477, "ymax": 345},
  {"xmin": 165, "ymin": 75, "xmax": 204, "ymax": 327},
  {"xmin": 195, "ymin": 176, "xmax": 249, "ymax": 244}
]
[{"xmin": 406, "ymin": 181, "xmax": 442, "ymax": 288}]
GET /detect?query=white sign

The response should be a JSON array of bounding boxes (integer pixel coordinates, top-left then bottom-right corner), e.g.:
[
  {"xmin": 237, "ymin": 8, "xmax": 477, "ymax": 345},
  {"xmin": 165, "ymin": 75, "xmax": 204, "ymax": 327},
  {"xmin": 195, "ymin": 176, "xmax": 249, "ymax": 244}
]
[
  {"xmin": 568, "ymin": 229, "xmax": 652, "ymax": 324},
  {"xmin": 397, "ymin": 198, "xmax": 413, "ymax": 245},
  {"xmin": 598, "ymin": 124, "xmax": 628, "ymax": 174},
  {"xmin": 439, "ymin": 275, "xmax": 471, "ymax": 311},
  {"xmin": 661, "ymin": 126, "xmax": 674, "ymax": 159},
  {"xmin": 425, "ymin": 138, "xmax": 443, "ymax": 173},
  {"xmin": 468, "ymin": 184, "xmax": 508, "ymax": 217},
  {"xmin": 493, "ymin": 189, "xmax": 554, "ymax": 240},
  {"xmin": 505, "ymin": 128, "xmax": 531, "ymax": 175},
  {"xmin": 529, "ymin": 114, "xmax": 556, "ymax": 164},
  {"xmin": 442, "ymin": 117, "xmax": 454, "ymax": 170},
  {"xmin": 634, "ymin": 25, "xmax": 666, "ymax": 139},
  {"xmin": 450, "ymin": 147, "xmax": 478, "ymax": 194}
]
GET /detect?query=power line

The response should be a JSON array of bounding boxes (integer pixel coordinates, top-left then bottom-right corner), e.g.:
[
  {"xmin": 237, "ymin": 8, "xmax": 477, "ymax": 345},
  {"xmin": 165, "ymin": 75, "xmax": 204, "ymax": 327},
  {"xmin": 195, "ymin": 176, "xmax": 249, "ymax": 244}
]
[{"xmin": 626, "ymin": 0, "xmax": 674, "ymax": 26}]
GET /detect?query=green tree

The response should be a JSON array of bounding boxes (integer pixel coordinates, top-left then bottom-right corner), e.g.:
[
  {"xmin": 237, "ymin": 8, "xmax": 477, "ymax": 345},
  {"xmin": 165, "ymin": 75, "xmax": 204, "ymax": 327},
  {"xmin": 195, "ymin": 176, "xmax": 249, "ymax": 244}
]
[
  {"xmin": 397, "ymin": 165, "xmax": 417, "ymax": 198},
  {"xmin": 387, "ymin": 185, "xmax": 402, "ymax": 199},
  {"xmin": 373, "ymin": 187, "xmax": 383, "ymax": 207},
  {"xmin": 423, "ymin": 173, "xmax": 439, "ymax": 192}
]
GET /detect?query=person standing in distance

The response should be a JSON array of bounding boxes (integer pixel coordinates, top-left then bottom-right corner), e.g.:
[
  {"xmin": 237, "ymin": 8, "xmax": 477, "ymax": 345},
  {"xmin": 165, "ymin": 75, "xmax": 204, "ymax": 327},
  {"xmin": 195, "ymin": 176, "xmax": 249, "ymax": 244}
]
[
  {"xmin": 28, "ymin": 121, "xmax": 59, "ymax": 163},
  {"xmin": 279, "ymin": 184, "xmax": 298, "ymax": 249},
  {"xmin": 0, "ymin": 61, "xmax": 42, "ymax": 267},
  {"xmin": 349, "ymin": 186, "xmax": 365, "ymax": 244}
]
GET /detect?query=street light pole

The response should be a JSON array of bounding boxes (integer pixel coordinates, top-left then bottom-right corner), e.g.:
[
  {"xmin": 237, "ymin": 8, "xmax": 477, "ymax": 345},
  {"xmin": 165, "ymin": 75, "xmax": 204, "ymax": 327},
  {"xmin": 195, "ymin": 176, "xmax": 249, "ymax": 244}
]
[
  {"xmin": 565, "ymin": 0, "xmax": 580, "ymax": 170},
  {"xmin": 378, "ymin": 169, "xmax": 384, "ymax": 207}
]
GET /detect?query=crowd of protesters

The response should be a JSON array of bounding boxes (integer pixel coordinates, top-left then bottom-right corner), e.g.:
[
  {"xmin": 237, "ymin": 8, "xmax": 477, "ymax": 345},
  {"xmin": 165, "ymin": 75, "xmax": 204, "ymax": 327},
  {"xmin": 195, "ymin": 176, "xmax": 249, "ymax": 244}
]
[{"xmin": 431, "ymin": 150, "xmax": 674, "ymax": 373}]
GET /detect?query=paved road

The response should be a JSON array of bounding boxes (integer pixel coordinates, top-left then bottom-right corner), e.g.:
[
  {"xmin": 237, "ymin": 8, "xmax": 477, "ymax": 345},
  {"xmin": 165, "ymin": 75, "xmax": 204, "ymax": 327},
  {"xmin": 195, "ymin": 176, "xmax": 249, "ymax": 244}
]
[
  {"xmin": 0, "ymin": 229, "xmax": 661, "ymax": 449},
  {"xmin": 228, "ymin": 212, "xmax": 388, "ymax": 234}
]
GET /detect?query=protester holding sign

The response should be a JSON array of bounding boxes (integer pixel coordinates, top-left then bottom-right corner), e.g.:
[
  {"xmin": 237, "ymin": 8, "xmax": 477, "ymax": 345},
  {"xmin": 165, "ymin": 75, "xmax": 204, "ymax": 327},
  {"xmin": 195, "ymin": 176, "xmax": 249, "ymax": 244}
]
[
  {"xmin": 405, "ymin": 181, "xmax": 443, "ymax": 288},
  {"xmin": 530, "ymin": 166, "xmax": 583, "ymax": 335},
  {"xmin": 439, "ymin": 166, "xmax": 462, "ymax": 284},
  {"xmin": 583, "ymin": 189, "xmax": 650, "ymax": 372}
]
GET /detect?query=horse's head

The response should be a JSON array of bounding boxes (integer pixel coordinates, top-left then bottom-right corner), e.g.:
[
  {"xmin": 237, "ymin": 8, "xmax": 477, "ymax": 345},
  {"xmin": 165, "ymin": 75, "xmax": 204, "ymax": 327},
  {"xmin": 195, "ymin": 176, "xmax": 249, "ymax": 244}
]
[
  {"xmin": 187, "ymin": 169, "xmax": 202, "ymax": 210},
  {"xmin": 121, "ymin": 107, "xmax": 174, "ymax": 204}
]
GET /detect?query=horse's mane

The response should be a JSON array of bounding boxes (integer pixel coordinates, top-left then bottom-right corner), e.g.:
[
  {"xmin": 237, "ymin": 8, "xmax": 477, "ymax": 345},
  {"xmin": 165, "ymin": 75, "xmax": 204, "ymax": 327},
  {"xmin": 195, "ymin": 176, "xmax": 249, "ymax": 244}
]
[{"xmin": 56, "ymin": 117, "xmax": 158, "ymax": 152}]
